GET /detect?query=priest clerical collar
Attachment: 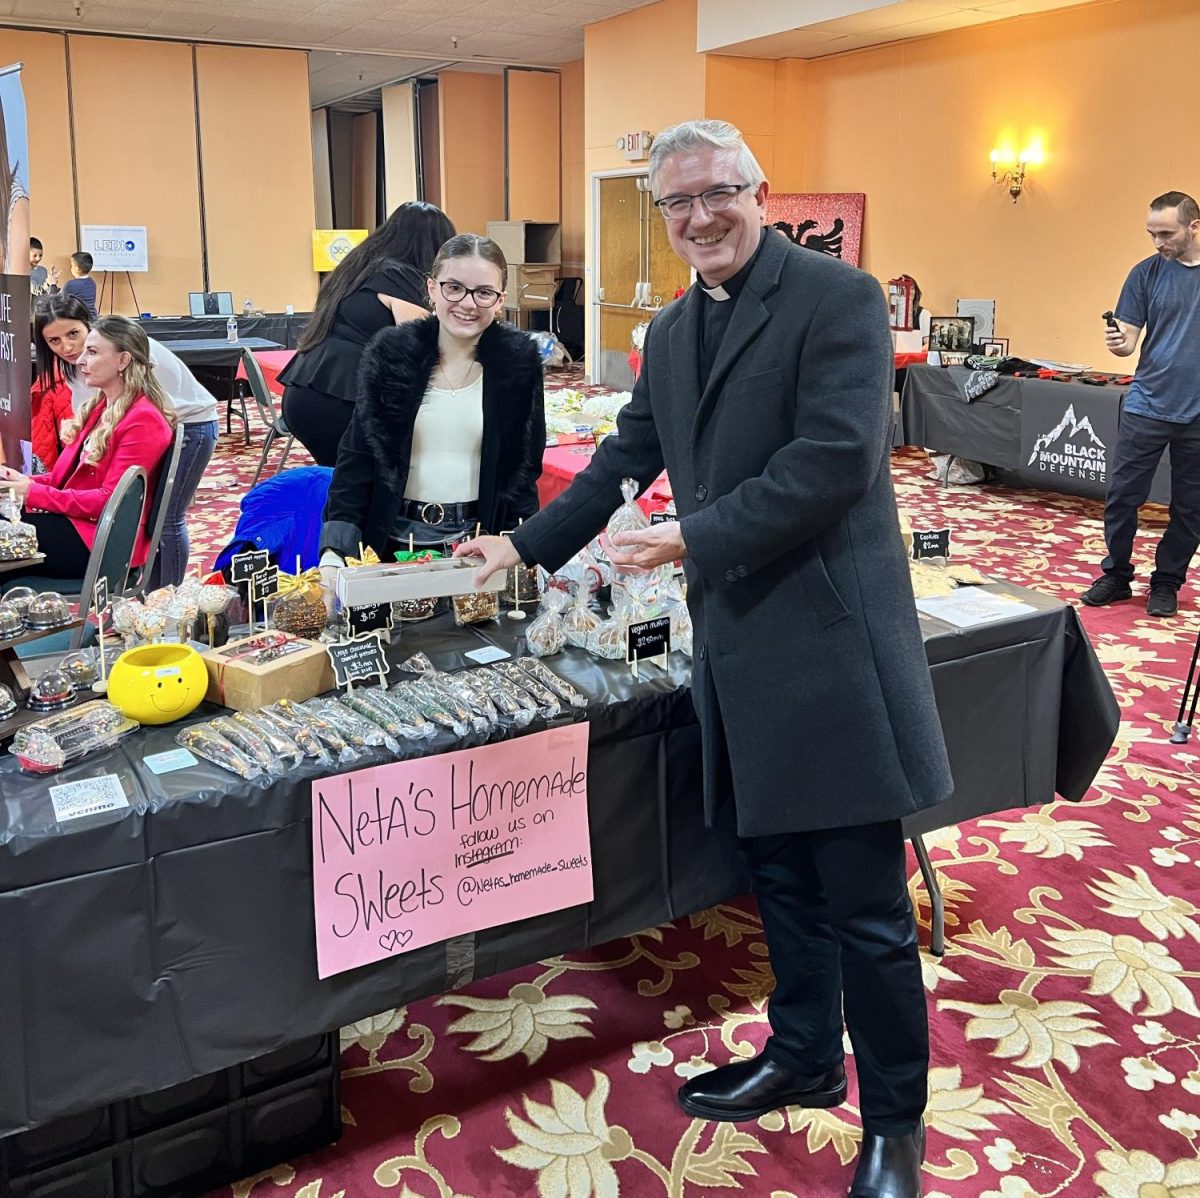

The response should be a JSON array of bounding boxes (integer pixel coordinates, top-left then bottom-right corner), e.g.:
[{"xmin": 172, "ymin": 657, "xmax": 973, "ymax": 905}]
[{"xmin": 698, "ymin": 228, "xmax": 768, "ymax": 302}]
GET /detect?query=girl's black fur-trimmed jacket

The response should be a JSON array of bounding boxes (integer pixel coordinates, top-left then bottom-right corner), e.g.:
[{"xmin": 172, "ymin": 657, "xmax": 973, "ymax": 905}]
[{"xmin": 320, "ymin": 314, "xmax": 545, "ymax": 558}]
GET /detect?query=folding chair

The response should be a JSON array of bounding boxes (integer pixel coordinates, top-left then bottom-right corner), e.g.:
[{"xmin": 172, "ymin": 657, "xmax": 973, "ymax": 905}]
[
  {"xmin": 133, "ymin": 421, "xmax": 185, "ymax": 595},
  {"xmin": 240, "ymin": 348, "xmax": 295, "ymax": 488}
]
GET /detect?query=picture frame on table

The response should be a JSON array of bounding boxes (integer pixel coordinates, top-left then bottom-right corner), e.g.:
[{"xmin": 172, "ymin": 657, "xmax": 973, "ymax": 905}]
[
  {"xmin": 981, "ymin": 337, "xmax": 1009, "ymax": 360},
  {"xmin": 928, "ymin": 315, "xmax": 975, "ymax": 354}
]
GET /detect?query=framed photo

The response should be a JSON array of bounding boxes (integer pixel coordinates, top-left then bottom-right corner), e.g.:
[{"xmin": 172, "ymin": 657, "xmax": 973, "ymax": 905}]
[
  {"xmin": 940, "ymin": 352, "xmax": 968, "ymax": 367},
  {"xmin": 928, "ymin": 315, "xmax": 975, "ymax": 353},
  {"xmin": 981, "ymin": 337, "xmax": 1009, "ymax": 360}
]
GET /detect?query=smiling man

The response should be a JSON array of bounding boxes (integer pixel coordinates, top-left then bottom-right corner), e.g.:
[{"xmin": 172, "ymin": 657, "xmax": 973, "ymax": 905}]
[
  {"xmin": 1082, "ymin": 191, "xmax": 1200, "ymax": 618},
  {"xmin": 459, "ymin": 120, "xmax": 951, "ymax": 1197}
]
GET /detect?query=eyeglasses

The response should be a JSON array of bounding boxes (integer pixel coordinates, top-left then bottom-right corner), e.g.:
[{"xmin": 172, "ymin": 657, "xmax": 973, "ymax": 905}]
[
  {"xmin": 436, "ymin": 280, "xmax": 503, "ymax": 307},
  {"xmin": 654, "ymin": 182, "xmax": 753, "ymax": 221}
]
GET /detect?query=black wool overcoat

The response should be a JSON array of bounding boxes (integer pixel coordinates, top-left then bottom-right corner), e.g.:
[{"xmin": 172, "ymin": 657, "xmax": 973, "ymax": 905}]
[
  {"xmin": 320, "ymin": 315, "xmax": 545, "ymax": 559},
  {"xmin": 514, "ymin": 233, "xmax": 953, "ymax": 835}
]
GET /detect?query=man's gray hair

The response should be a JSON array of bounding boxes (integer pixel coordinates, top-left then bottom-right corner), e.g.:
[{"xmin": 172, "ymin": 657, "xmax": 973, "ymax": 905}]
[{"xmin": 648, "ymin": 119, "xmax": 766, "ymax": 195}]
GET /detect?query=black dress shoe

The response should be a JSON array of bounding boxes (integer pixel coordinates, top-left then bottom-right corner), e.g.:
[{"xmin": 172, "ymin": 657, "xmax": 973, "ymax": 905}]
[
  {"xmin": 848, "ymin": 1120, "xmax": 925, "ymax": 1197},
  {"xmin": 677, "ymin": 1055, "xmax": 847, "ymax": 1122}
]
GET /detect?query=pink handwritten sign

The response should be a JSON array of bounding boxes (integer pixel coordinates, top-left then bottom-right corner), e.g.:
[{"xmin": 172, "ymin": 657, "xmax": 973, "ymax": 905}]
[{"xmin": 311, "ymin": 723, "xmax": 592, "ymax": 978}]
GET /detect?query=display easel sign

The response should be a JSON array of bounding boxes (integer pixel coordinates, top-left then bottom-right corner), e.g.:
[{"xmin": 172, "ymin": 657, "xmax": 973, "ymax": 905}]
[
  {"xmin": 311, "ymin": 722, "xmax": 592, "ymax": 977},
  {"xmin": 326, "ymin": 633, "xmax": 389, "ymax": 691},
  {"xmin": 626, "ymin": 614, "xmax": 671, "ymax": 679},
  {"xmin": 346, "ymin": 603, "xmax": 392, "ymax": 640},
  {"xmin": 93, "ymin": 576, "xmax": 111, "ymax": 693},
  {"xmin": 230, "ymin": 550, "xmax": 270, "ymax": 633},
  {"xmin": 911, "ymin": 528, "xmax": 952, "ymax": 561}
]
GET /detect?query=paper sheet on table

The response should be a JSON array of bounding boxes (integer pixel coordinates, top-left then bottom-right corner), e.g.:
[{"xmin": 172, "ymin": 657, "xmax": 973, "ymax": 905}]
[{"xmin": 915, "ymin": 591, "xmax": 1038, "ymax": 628}]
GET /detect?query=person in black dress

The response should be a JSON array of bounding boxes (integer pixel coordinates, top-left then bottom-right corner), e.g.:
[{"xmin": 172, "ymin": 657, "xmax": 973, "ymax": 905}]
[{"xmin": 280, "ymin": 201, "xmax": 455, "ymax": 466}]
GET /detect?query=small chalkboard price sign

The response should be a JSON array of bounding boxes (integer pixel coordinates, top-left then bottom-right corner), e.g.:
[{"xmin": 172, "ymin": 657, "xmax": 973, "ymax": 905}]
[
  {"xmin": 229, "ymin": 549, "xmax": 270, "ymax": 583},
  {"xmin": 911, "ymin": 528, "xmax": 952, "ymax": 561},
  {"xmin": 626, "ymin": 614, "xmax": 671, "ymax": 678},
  {"xmin": 326, "ymin": 633, "xmax": 390, "ymax": 691},
  {"xmin": 347, "ymin": 602, "xmax": 392, "ymax": 639}
]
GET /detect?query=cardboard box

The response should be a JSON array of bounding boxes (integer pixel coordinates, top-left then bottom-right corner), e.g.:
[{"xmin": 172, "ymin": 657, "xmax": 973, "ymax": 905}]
[
  {"xmin": 202, "ymin": 634, "xmax": 335, "ymax": 711},
  {"xmin": 335, "ymin": 559, "xmax": 504, "ymax": 607}
]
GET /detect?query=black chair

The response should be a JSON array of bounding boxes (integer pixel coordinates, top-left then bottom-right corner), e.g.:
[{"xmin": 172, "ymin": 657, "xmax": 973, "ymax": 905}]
[
  {"xmin": 552, "ymin": 276, "xmax": 584, "ymax": 360},
  {"xmin": 239, "ymin": 348, "xmax": 294, "ymax": 488},
  {"xmin": 133, "ymin": 421, "xmax": 186, "ymax": 594}
]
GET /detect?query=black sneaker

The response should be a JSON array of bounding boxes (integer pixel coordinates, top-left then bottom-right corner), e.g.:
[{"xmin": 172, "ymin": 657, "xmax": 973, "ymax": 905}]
[
  {"xmin": 1148, "ymin": 585, "xmax": 1178, "ymax": 617},
  {"xmin": 1081, "ymin": 575, "xmax": 1133, "ymax": 606}
]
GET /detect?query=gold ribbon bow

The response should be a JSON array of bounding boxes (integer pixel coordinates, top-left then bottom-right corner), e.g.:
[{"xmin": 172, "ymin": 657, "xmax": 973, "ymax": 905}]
[
  {"xmin": 346, "ymin": 546, "xmax": 381, "ymax": 567},
  {"xmin": 276, "ymin": 567, "xmax": 324, "ymax": 597}
]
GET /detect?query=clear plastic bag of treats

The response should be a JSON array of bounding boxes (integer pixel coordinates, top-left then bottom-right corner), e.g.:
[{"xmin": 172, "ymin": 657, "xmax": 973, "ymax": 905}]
[
  {"xmin": 341, "ymin": 688, "xmax": 425, "ymax": 742},
  {"xmin": 562, "ymin": 584, "xmax": 601, "ymax": 649},
  {"xmin": 585, "ymin": 613, "xmax": 627, "ymax": 661},
  {"xmin": 403, "ymin": 679, "xmax": 472, "ymax": 738},
  {"xmin": 525, "ymin": 587, "xmax": 568, "ymax": 657},
  {"xmin": 176, "ymin": 723, "xmax": 262, "ymax": 780},
  {"xmin": 268, "ymin": 698, "xmax": 358, "ymax": 762},
  {"xmin": 0, "ymin": 495, "xmax": 37, "ymax": 561},
  {"xmin": 517, "ymin": 658, "xmax": 588, "ymax": 709},
  {"xmin": 363, "ymin": 686, "xmax": 438, "ymax": 740},
  {"xmin": 604, "ymin": 477, "xmax": 673, "ymax": 609},
  {"xmin": 305, "ymin": 696, "xmax": 399, "ymax": 754},
  {"xmin": 230, "ymin": 710, "xmax": 304, "ymax": 769},
  {"xmin": 493, "ymin": 661, "xmax": 561, "ymax": 718},
  {"xmin": 251, "ymin": 705, "xmax": 332, "ymax": 763},
  {"xmin": 467, "ymin": 668, "xmax": 536, "ymax": 727},
  {"xmin": 209, "ymin": 715, "xmax": 285, "ymax": 775}
]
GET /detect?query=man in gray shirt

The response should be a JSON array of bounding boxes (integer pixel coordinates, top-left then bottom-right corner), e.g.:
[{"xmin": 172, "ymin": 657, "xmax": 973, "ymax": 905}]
[{"xmin": 1083, "ymin": 191, "xmax": 1200, "ymax": 618}]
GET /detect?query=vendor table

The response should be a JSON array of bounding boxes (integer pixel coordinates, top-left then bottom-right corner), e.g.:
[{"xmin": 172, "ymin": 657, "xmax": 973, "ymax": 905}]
[
  {"xmin": 141, "ymin": 314, "xmax": 309, "ymax": 350},
  {"xmin": 155, "ymin": 337, "xmax": 284, "ymax": 370},
  {"xmin": 0, "ymin": 582, "xmax": 1116, "ymax": 1136},
  {"xmin": 234, "ymin": 348, "xmax": 295, "ymax": 395},
  {"xmin": 899, "ymin": 364, "xmax": 1170, "ymax": 504},
  {"xmin": 538, "ymin": 443, "xmax": 673, "ymax": 512}
]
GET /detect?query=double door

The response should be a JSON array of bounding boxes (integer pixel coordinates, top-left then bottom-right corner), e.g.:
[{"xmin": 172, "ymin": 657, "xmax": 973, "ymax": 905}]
[{"xmin": 593, "ymin": 173, "xmax": 691, "ymax": 387}]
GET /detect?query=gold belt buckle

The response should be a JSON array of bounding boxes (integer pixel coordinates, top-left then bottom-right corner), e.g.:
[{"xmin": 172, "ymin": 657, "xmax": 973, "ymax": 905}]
[{"xmin": 419, "ymin": 501, "xmax": 447, "ymax": 526}]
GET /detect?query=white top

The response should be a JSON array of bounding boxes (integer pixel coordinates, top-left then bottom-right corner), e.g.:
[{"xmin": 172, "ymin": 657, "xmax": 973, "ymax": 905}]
[
  {"xmin": 403, "ymin": 373, "xmax": 484, "ymax": 504},
  {"xmin": 68, "ymin": 338, "xmax": 220, "ymax": 425}
]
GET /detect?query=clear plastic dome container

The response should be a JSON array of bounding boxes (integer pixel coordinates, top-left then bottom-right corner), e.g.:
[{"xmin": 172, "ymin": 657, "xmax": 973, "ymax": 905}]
[
  {"xmin": 0, "ymin": 682, "xmax": 16, "ymax": 719},
  {"xmin": 3, "ymin": 585, "xmax": 36, "ymax": 616},
  {"xmin": 26, "ymin": 592, "xmax": 72, "ymax": 630},
  {"xmin": 0, "ymin": 601, "xmax": 25, "ymax": 640},
  {"xmin": 27, "ymin": 667, "xmax": 76, "ymax": 712}
]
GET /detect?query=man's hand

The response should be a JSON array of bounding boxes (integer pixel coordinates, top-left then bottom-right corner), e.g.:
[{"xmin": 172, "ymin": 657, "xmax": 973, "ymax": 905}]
[
  {"xmin": 609, "ymin": 524, "xmax": 687, "ymax": 571},
  {"xmin": 1105, "ymin": 320, "xmax": 1138, "ymax": 357},
  {"xmin": 455, "ymin": 534, "xmax": 521, "ymax": 586}
]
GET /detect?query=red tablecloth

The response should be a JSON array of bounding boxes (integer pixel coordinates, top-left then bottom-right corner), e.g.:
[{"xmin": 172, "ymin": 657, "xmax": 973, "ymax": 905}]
[
  {"xmin": 538, "ymin": 443, "xmax": 672, "ymax": 514},
  {"xmin": 895, "ymin": 350, "xmax": 928, "ymax": 369},
  {"xmin": 234, "ymin": 348, "xmax": 296, "ymax": 393}
]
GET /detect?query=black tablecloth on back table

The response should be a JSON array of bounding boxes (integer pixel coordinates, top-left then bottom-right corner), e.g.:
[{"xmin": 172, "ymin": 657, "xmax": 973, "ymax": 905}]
[
  {"xmin": 900, "ymin": 365, "xmax": 1171, "ymax": 504},
  {"xmin": 0, "ymin": 583, "xmax": 1117, "ymax": 1135},
  {"xmin": 140, "ymin": 314, "xmax": 310, "ymax": 349}
]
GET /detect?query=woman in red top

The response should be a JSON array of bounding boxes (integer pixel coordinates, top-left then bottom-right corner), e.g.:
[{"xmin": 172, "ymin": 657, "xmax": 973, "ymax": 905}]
[{"xmin": 0, "ymin": 316, "xmax": 174, "ymax": 577}]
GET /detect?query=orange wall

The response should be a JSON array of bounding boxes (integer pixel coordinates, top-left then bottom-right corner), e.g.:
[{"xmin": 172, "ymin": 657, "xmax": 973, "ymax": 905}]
[
  {"xmin": 439, "ymin": 71, "xmax": 505, "ymax": 237},
  {"xmin": 507, "ymin": 69, "xmax": 560, "ymax": 224},
  {"xmin": 560, "ymin": 59, "xmax": 585, "ymax": 271},
  {"xmin": 196, "ymin": 45, "xmax": 317, "ymax": 312},
  {"xmin": 70, "ymin": 35, "xmax": 204, "ymax": 315},
  {"xmin": 798, "ymin": 0, "xmax": 1193, "ymax": 366},
  {"xmin": 1, "ymin": 30, "xmax": 74, "ymax": 288}
]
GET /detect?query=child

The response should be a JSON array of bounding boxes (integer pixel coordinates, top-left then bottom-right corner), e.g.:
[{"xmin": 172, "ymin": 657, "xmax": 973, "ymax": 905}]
[
  {"xmin": 29, "ymin": 237, "xmax": 60, "ymax": 296},
  {"xmin": 63, "ymin": 250, "xmax": 97, "ymax": 318}
]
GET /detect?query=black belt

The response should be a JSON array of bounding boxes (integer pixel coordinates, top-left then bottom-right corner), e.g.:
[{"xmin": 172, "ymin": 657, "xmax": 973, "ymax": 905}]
[{"xmin": 399, "ymin": 498, "xmax": 478, "ymax": 527}]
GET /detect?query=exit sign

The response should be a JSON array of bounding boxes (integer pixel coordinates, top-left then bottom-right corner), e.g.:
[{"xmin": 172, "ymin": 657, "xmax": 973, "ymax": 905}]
[{"xmin": 617, "ymin": 130, "xmax": 652, "ymax": 161}]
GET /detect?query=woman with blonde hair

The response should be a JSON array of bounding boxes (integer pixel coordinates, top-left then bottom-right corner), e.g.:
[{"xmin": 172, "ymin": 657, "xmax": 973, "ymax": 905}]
[{"xmin": 0, "ymin": 316, "xmax": 174, "ymax": 578}]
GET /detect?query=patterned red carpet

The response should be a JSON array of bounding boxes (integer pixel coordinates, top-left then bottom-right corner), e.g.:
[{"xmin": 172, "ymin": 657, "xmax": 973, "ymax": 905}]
[{"xmin": 193, "ymin": 412, "xmax": 1200, "ymax": 1198}]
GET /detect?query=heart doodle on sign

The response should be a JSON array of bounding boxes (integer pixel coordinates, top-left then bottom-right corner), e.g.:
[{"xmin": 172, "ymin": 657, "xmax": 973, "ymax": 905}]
[{"xmin": 378, "ymin": 929, "xmax": 413, "ymax": 953}]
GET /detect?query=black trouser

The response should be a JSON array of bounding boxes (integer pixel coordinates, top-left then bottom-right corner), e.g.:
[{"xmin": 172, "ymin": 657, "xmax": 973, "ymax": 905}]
[
  {"xmin": 281, "ymin": 384, "xmax": 354, "ymax": 468},
  {"xmin": 738, "ymin": 819, "xmax": 928, "ymax": 1137},
  {"xmin": 4, "ymin": 512, "xmax": 92, "ymax": 580},
  {"xmin": 1102, "ymin": 409, "xmax": 1200, "ymax": 590}
]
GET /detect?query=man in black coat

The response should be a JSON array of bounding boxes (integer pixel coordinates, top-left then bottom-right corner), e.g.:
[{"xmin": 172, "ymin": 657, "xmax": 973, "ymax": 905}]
[{"xmin": 462, "ymin": 119, "xmax": 952, "ymax": 1198}]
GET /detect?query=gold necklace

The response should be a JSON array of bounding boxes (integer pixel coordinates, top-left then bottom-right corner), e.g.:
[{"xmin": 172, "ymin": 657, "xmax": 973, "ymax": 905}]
[{"xmin": 438, "ymin": 359, "xmax": 478, "ymax": 397}]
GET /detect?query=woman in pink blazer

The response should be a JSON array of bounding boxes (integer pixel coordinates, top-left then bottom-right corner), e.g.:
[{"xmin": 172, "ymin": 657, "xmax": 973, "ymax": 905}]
[{"xmin": 0, "ymin": 316, "xmax": 174, "ymax": 577}]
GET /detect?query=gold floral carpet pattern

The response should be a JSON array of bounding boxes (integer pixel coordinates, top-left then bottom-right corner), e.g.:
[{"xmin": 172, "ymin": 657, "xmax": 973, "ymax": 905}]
[{"xmin": 190, "ymin": 430, "xmax": 1200, "ymax": 1198}]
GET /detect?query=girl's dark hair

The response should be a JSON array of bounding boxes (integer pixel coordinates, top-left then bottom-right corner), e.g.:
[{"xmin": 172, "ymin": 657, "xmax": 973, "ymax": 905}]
[
  {"xmin": 33, "ymin": 292, "xmax": 94, "ymax": 387},
  {"xmin": 429, "ymin": 233, "xmax": 508, "ymax": 283},
  {"xmin": 296, "ymin": 201, "xmax": 455, "ymax": 352}
]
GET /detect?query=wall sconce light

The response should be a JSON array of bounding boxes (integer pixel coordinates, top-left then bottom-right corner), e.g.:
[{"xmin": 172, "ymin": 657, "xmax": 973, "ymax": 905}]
[{"xmin": 990, "ymin": 144, "xmax": 1044, "ymax": 202}]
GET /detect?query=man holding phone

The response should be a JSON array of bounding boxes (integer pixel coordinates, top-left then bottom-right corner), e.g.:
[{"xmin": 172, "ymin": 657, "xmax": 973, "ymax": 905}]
[{"xmin": 1082, "ymin": 191, "xmax": 1200, "ymax": 618}]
